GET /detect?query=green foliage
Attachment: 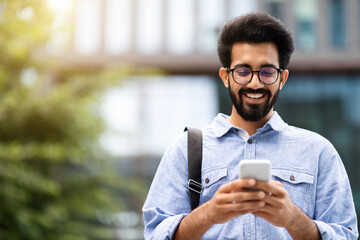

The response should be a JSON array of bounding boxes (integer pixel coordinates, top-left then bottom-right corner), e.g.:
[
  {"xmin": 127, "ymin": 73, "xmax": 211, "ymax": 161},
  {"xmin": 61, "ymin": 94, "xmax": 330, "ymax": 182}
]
[{"xmin": 0, "ymin": 0, "xmax": 146, "ymax": 239}]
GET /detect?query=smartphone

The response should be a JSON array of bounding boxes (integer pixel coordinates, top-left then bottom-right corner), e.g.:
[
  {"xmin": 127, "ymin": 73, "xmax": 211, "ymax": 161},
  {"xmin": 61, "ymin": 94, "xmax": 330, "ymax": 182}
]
[{"xmin": 239, "ymin": 159, "xmax": 271, "ymax": 182}]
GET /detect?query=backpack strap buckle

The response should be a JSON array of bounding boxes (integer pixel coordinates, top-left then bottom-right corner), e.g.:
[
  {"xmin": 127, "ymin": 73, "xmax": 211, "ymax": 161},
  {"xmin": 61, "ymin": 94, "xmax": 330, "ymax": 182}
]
[{"xmin": 188, "ymin": 179, "xmax": 203, "ymax": 194}]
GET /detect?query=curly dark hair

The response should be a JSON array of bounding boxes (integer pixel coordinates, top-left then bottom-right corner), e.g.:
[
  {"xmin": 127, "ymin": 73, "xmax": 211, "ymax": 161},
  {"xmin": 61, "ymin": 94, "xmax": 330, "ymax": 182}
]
[{"xmin": 217, "ymin": 12, "xmax": 295, "ymax": 69}]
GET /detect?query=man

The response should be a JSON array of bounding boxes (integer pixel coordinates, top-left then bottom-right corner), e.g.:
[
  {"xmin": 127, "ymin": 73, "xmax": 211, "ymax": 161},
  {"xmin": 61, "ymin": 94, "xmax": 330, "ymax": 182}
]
[{"xmin": 142, "ymin": 12, "xmax": 358, "ymax": 239}]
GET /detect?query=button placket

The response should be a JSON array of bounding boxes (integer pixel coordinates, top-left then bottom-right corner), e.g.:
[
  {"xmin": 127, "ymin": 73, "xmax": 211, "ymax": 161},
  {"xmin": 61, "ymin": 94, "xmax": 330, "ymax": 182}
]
[{"xmin": 245, "ymin": 137, "xmax": 256, "ymax": 159}]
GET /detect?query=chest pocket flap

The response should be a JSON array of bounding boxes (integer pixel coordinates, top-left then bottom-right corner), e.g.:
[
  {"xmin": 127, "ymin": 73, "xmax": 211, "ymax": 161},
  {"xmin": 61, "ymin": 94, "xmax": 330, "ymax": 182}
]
[
  {"xmin": 202, "ymin": 167, "xmax": 227, "ymax": 188},
  {"xmin": 272, "ymin": 168, "xmax": 314, "ymax": 184}
]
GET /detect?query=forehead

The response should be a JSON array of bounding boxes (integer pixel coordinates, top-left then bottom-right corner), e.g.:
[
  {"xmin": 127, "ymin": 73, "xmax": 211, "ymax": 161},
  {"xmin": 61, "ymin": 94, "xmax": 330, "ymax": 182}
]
[{"xmin": 230, "ymin": 42, "xmax": 279, "ymax": 68}]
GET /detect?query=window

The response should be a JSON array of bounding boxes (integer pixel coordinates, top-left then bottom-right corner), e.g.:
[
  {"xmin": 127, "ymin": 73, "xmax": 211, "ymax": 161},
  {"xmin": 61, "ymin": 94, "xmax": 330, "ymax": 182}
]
[
  {"xmin": 358, "ymin": 0, "xmax": 360, "ymax": 46},
  {"xmin": 229, "ymin": 0, "xmax": 258, "ymax": 19},
  {"xmin": 100, "ymin": 76, "xmax": 218, "ymax": 156},
  {"xmin": 294, "ymin": 0, "xmax": 317, "ymax": 51},
  {"xmin": 166, "ymin": 0, "xmax": 195, "ymax": 54},
  {"xmin": 198, "ymin": 0, "xmax": 225, "ymax": 54},
  {"xmin": 265, "ymin": 0, "xmax": 284, "ymax": 22},
  {"xmin": 328, "ymin": 0, "xmax": 346, "ymax": 48},
  {"xmin": 104, "ymin": 0, "xmax": 132, "ymax": 54},
  {"xmin": 136, "ymin": 0, "xmax": 163, "ymax": 54},
  {"xmin": 73, "ymin": 0, "xmax": 102, "ymax": 55}
]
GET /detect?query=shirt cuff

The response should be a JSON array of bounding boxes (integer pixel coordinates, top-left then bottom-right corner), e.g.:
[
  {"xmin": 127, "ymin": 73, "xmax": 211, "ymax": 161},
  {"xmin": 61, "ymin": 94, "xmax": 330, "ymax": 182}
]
[
  {"xmin": 313, "ymin": 220, "xmax": 358, "ymax": 240},
  {"xmin": 151, "ymin": 213, "xmax": 188, "ymax": 240}
]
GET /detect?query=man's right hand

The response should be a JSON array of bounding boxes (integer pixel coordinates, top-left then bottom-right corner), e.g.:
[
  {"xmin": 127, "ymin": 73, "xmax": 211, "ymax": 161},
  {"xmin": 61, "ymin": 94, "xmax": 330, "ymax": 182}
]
[
  {"xmin": 173, "ymin": 178, "xmax": 266, "ymax": 240},
  {"xmin": 204, "ymin": 178, "xmax": 266, "ymax": 224}
]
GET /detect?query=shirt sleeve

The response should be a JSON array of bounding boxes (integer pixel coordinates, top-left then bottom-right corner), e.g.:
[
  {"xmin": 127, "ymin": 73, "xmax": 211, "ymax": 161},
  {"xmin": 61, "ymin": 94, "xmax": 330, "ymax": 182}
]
[
  {"xmin": 142, "ymin": 133, "xmax": 191, "ymax": 240},
  {"xmin": 313, "ymin": 145, "xmax": 358, "ymax": 240}
]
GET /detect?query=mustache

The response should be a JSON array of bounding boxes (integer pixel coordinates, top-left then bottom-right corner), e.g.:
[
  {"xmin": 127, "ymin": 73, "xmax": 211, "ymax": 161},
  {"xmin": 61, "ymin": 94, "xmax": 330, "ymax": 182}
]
[{"xmin": 239, "ymin": 88, "xmax": 271, "ymax": 95}]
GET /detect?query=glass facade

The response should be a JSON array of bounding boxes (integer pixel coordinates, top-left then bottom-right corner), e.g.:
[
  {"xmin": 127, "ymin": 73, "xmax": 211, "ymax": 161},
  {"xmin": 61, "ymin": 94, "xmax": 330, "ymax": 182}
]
[
  {"xmin": 104, "ymin": 0, "xmax": 132, "ymax": 54},
  {"xmin": 136, "ymin": 0, "xmax": 163, "ymax": 54},
  {"xmin": 166, "ymin": 0, "xmax": 195, "ymax": 54},
  {"xmin": 65, "ymin": 0, "xmax": 359, "ymax": 57},
  {"xmin": 329, "ymin": 0, "xmax": 346, "ymax": 48},
  {"xmin": 229, "ymin": 0, "xmax": 258, "ymax": 19},
  {"xmin": 358, "ymin": 0, "xmax": 360, "ymax": 46},
  {"xmin": 265, "ymin": 0, "xmax": 284, "ymax": 22},
  {"xmin": 294, "ymin": 0, "xmax": 317, "ymax": 51},
  {"xmin": 198, "ymin": 0, "xmax": 225, "ymax": 54},
  {"xmin": 100, "ymin": 76, "xmax": 218, "ymax": 156}
]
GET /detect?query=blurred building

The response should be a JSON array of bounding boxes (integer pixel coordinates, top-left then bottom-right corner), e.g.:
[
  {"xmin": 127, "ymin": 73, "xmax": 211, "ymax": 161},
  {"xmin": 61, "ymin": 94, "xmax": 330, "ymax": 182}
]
[
  {"xmin": 48, "ymin": 0, "xmax": 360, "ymax": 74},
  {"xmin": 46, "ymin": 0, "xmax": 360, "ymax": 237},
  {"xmin": 48, "ymin": 0, "xmax": 360, "ymax": 172}
]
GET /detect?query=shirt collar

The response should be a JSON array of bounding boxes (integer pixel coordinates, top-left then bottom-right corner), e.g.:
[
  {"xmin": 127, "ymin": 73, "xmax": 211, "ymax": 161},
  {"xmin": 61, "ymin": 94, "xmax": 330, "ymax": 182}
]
[
  {"xmin": 211, "ymin": 111, "xmax": 286, "ymax": 138},
  {"xmin": 261, "ymin": 111, "xmax": 286, "ymax": 132},
  {"xmin": 211, "ymin": 113, "xmax": 233, "ymax": 137}
]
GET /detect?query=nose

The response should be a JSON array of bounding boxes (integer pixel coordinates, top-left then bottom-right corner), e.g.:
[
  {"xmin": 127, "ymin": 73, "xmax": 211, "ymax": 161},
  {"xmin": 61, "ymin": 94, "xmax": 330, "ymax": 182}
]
[{"xmin": 247, "ymin": 72, "xmax": 264, "ymax": 89}]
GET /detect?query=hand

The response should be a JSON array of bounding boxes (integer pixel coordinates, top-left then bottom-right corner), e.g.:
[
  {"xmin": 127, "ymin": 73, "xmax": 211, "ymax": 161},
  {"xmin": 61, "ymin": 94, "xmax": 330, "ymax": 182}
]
[
  {"xmin": 251, "ymin": 180, "xmax": 299, "ymax": 228},
  {"xmin": 203, "ymin": 178, "xmax": 266, "ymax": 224},
  {"xmin": 175, "ymin": 179, "xmax": 320, "ymax": 240},
  {"xmin": 251, "ymin": 180, "xmax": 321, "ymax": 240}
]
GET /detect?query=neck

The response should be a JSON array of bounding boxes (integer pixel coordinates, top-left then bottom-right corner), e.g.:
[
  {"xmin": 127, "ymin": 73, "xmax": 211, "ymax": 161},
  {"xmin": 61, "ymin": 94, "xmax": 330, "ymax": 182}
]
[{"xmin": 227, "ymin": 107, "xmax": 274, "ymax": 136}]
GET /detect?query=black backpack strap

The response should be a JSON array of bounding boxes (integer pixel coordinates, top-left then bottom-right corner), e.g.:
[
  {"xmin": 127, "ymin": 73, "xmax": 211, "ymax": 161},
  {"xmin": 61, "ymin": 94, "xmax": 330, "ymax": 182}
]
[{"xmin": 184, "ymin": 127, "xmax": 203, "ymax": 211}]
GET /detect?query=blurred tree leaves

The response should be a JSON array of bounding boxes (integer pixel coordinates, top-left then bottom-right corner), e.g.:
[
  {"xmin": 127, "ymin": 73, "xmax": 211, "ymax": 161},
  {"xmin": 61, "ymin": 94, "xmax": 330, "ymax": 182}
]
[{"xmin": 0, "ymin": 0, "xmax": 145, "ymax": 239}]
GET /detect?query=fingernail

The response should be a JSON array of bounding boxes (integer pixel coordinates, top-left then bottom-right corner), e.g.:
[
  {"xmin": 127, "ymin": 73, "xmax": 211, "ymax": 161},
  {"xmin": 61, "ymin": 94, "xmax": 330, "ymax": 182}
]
[
  {"xmin": 249, "ymin": 179, "xmax": 256, "ymax": 185},
  {"xmin": 258, "ymin": 192, "xmax": 265, "ymax": 198}
]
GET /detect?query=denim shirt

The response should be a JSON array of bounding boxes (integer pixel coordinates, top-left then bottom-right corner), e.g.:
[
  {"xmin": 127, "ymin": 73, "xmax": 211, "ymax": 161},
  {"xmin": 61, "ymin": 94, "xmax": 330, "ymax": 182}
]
[{"xmin": 142, "ymin": 112, "xmax": 358, "ymax": 239}]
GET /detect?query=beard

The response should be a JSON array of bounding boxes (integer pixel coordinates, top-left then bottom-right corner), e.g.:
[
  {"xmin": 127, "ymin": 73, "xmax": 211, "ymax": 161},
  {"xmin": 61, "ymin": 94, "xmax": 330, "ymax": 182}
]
[{"xmin": 228, "ymin": 83, "xmax": 280, "ymax": 122}]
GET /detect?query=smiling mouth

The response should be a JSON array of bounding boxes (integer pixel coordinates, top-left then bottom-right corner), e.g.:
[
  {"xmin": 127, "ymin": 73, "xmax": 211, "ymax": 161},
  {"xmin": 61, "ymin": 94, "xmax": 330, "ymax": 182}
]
[{"xmin": 244, "ymin": 93, "xmax": 265, "ymax": 99}]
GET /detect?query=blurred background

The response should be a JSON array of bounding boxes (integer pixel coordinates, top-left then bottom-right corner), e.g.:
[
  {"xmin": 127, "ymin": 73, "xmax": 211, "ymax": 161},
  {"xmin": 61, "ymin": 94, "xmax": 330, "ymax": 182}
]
[{"xmin": 1, "ymin": 0, "xmax": 359, "ymax": 239}]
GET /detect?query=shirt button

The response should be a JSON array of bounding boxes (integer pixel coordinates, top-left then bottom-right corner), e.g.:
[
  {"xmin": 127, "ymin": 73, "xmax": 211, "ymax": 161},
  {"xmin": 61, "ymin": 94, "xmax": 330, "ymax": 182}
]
[
  {"xmin": 348, "ymin": 227, "xmax": 352, "ymax": 231},
  {"xmin": 205, "ymin": 178, "xmax": 210, "ymax": 184},
  {"xmin": 290, "ymin": 175, "xmax": 295, "ymax": 181},
  {"xmin": 247, "ymin": 139, "xmax": 252, "ymax": 144}
]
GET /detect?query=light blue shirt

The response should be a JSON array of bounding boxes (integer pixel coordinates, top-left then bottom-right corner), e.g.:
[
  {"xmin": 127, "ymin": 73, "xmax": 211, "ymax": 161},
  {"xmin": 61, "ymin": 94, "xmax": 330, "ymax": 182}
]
[{"xmin": 142, "ymin": 112, "xmax": 358, "ymax": 239}]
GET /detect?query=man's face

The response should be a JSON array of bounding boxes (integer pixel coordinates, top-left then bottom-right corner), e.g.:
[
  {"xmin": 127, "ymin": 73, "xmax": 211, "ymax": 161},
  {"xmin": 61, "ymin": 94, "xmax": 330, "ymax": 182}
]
[{"xmin": 220, "ymin": 42, "xmax": 288, "ymax": 122}]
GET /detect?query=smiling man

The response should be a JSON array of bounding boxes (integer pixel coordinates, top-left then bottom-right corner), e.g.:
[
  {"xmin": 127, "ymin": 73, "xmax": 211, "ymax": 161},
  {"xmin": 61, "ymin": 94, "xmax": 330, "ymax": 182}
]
[{"xmin": 142, "ymin": 12, "xmax": 358, "ymax": 239}]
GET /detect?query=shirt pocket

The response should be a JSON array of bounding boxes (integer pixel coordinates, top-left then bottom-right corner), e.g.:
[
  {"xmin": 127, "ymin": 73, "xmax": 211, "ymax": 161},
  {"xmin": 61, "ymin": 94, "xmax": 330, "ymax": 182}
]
[
  {"xmin": 200, "ymin": 167, "xmax": 228, "ymax": 204},
  {"xmin": 272, "ymin": 168, "xmax": 314, "ymax": 213}
]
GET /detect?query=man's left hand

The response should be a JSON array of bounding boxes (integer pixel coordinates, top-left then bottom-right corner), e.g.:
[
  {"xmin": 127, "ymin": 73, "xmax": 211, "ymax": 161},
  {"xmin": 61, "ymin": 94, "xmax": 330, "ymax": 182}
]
[
  {"xmin": 250, "ymin": 180, "xmax": 296, "ymax": 228},
  {"xmin": 250, "ymin": 180, "xmax": 321, "ymax": 240}
]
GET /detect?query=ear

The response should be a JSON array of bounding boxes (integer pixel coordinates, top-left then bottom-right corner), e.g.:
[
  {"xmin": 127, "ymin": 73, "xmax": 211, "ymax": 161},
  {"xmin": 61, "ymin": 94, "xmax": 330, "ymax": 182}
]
[
  {"xmin": 219, "ymin": 67, "xmax": 229, "ymax": 88},
  {"xmin": 279, "ymin": 69, "xmax": 289, "ymax": 90}
]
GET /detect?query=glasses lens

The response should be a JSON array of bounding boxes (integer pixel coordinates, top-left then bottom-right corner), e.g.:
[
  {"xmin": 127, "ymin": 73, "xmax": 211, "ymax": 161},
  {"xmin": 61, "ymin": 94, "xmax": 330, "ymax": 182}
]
[
  {"xmin": 233, "ymin": 67, "xmax": 252, "ymax": 84},
  {"xmin": 259, "ymin": 67, "xmax": 278, "ymax": 84}
]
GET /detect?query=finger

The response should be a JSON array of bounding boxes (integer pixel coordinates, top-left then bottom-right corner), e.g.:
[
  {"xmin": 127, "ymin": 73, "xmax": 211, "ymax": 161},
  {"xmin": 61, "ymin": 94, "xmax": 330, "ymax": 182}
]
[
  {"xmin": 218, "ymin": 191, "xmax": 266, "ymax": 205},
  {"xmin": 215, "ymin": 190, "xmax": 266, "ymax": 205},
  {"xmin": 232, "ymin": 191, "xmax": 266, "ymax": 203},
  {"xmin": 219, "ymin": 178, "xmax": 256, "ymax": 193},
  {"xmin": 254, "ymin": 180, "xmax": 286, "ymax": 197},
  {"xmin": 222, "ymin": 200, "xmax": 266, "ymax": 213},
  {"xmin": 252, "ymin": 202, "xmax": 279, "ymax": 214},
  {"xmin": 260, "ymin": 193, "xmax": 284, "ymax": 207},
  {"xmin": 273, "ymin": 181, "xmax": 283, "ymax": 187}
]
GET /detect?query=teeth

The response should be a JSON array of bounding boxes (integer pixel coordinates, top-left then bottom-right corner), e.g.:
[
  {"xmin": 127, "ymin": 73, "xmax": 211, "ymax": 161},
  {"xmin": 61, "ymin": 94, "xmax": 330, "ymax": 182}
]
[{"xmin": 245, "ymin": 93, "xmax": 264, "ymax": 99}]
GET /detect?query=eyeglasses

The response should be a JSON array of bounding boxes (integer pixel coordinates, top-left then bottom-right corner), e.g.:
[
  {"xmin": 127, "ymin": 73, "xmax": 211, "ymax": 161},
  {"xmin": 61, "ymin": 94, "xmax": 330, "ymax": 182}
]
[{"xmin": 227, "ymin": 66, "xmax": 283, "ymax": 85}]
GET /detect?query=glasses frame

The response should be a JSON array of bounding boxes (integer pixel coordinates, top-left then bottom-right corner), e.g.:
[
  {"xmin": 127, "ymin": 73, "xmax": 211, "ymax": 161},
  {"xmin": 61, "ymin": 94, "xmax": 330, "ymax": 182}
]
[{"xmin": 227, "ymin": 66, "xmax": 283, "ymax": 85}]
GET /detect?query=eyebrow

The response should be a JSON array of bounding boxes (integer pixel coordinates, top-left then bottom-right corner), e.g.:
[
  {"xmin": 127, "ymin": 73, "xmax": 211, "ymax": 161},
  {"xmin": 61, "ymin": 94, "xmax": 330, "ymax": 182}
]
[{"xmin": 232, "ymin": 63, "xmax": 279, "ymax": 69}]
